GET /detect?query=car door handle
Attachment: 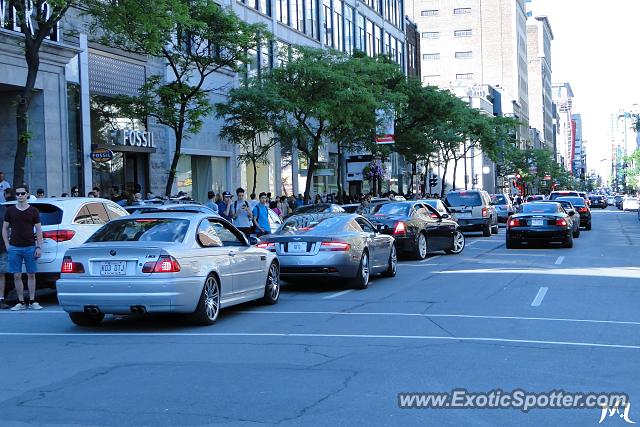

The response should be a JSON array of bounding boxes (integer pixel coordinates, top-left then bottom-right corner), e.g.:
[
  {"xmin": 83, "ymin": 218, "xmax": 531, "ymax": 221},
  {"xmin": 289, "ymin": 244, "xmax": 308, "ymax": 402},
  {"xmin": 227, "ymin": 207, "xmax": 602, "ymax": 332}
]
[{"xmin": 228, "ymin": 250, "xmax": 236, "ymax": 257}]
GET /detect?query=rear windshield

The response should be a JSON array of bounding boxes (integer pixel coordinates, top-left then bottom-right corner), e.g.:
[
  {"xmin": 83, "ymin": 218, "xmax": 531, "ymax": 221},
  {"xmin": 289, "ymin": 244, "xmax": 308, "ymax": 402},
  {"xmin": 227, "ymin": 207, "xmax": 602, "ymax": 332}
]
[
  {"xmin": 294, "ymin": 204, "xmax": 331, "ymax": 214},
  {"xmin": 491, "ymin": 195, "xmax": 508, "ymax": 204},
  {"xmin": 373, "ymin": 203, "xmax": 410, "ymax": 216},
  {"xmin": 556, "ymin": 197, "xmax": 585, "ymax": 206},
  {"xmin": 549, "ymin": 192, "xmax": 578, "ymax": 200},
  {"xmin": 30, "ymin": 203, "xmax": 63, "ymax": 225},
  {"xmin": 444, "ymin": 192, "xmax": 483, "ymax": 207},
  {"xmin": 522, "ymin": 204, "xmax": 558, "ymax": 214},
  {"xmin": 277, "ymin": 215, "xmax": 345, "ymax": 234},
  {"xmin": 87, "ymin": 218, "xmax": 190, "ymax": 243}
]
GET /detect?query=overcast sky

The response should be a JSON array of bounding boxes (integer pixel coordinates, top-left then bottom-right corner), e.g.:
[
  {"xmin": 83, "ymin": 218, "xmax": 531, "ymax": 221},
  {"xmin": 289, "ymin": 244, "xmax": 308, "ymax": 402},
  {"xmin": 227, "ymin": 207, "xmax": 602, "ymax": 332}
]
[{"xmin": 531, "ymin": 0, "xmax": 640, "ymax": 176}]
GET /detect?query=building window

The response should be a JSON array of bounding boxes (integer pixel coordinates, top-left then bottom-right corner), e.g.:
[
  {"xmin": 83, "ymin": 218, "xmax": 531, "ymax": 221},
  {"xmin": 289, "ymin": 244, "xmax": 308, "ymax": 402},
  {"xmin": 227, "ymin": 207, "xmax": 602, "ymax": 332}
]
[
  {"xmin": 344, "ymin": 5, "xmax": 354, "ymax": 54},
  {"xmin": 453, "ymin": 8, "xmax": 471, "ymax": 15},
  {"xmin": 323, "ymin": 0, "xmax": 332, "ymax": 47},
  {"xmin": 292, "ymin": 0, "xmax": 304, "ymax": 31},
  {"xmin": 456, "ymin": 73, "xmax": 473, "ymax": 80},
  {"xmin": 333, "ymin": 0, "xmax": 344, "ymax": 51},
  {"xmin": 277, "ymin": 0, "xmax": 289, "ymax": 24},
  {"xmin": 454, "ymin": 29, "xmax": 472, "ymax": 37},
  {"xmin": 305, "ymin": 0, "xmax": 319, "ymax": 40},
  {"xmin": 356, "ymin": 13, "xmax": 365, "ymax": 51},
  {"xmin": 422, "ymin": 53, "xmax": 440, "ymax": 61},
  {"xmin": 374, "ymin": 25, "xmax": 382, "ymax": 56},
  {"xmin": 455, "ymin": 51, "xmax": 472, "ymax": 59},
  {"xmin": 259, "ymin": 0, "xmax": 271, "ymax": 15},
  {"xmin": 365, "ymin": 19, "xmax": 373, "ymax": 56},
  {"xmin": 421, "ymin": 9, "xmax": 438, "ymax": 16},
  {"xmin": 422, "ymin": 31, "xmax": 439, "ymax": 39}
]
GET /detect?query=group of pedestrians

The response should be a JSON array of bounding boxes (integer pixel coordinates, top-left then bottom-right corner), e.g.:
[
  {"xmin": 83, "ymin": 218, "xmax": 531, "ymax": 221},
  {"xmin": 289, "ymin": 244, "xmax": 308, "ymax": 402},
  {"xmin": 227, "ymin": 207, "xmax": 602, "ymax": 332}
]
[{"xmin": 204, "ymin": 188, "xmax": 275, "ymax": 238}]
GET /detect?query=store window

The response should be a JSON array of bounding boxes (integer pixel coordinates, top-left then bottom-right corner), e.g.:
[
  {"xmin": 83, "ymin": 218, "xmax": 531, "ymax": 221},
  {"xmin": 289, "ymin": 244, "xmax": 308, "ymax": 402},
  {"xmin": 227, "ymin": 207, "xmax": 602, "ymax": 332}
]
[{"xmin": 176, "ymin": 155, "xmax": 229, "ymax": 203}]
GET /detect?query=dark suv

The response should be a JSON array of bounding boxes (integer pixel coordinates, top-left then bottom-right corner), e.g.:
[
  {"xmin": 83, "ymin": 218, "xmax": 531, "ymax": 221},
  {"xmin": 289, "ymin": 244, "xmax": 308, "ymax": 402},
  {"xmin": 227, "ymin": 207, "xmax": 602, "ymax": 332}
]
[{"xmin": 444, "ymin": 190, "xmax": 498, "ymax": 236}]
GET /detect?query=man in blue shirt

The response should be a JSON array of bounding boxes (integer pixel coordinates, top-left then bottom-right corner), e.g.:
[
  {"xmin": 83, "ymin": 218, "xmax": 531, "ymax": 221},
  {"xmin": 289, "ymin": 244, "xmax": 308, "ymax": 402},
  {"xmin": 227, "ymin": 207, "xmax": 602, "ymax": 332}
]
[
  {"xmin": 252, "ymin": 192, "xmax": 271, "ymax": 237},
  {"xmin": 218, "ymin": 191, "xmax": 232, "ymax": 221},
  {"xmin": 204, "ymin": 191, "xmax": 219, "ymax": 214}
]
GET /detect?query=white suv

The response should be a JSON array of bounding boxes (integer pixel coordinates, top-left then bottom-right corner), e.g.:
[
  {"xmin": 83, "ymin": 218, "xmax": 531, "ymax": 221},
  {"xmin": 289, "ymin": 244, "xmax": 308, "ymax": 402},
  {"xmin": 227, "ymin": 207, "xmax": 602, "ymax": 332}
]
[{"xmin": 3, "ymin": 198, "xmax": 129, "ymax": 288}]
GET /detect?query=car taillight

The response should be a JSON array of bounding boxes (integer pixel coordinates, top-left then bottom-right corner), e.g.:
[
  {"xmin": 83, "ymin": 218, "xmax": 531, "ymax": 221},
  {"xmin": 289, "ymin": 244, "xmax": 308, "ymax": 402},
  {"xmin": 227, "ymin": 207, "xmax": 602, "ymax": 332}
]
[
  {"xmin": 43, "ymin": 230, "xmax": 76, "ymax": 242},
  {"xmin": 555, "ymin": 218, "xmax": 568, "ymax": 227},
  {"xmin": 577, "ymin": 207, "xmax": 588, "ymax": 213},
  {"xmin": 142, "ymin": 255, "xmax": 181, "ymax": 273},
  {"xmin": 61, "ymin": 256, "xmax": 84, "ymax": 273},
  {"xmin": 430, "ymin": 213, "xmax": 439, "ymax": 219},
  {"xmin": 256, "ymin": 242, "xmax": 276, "ymax": 251},
  {"xmin": 393, "ymin": 221, "xmax": 407, "ymax": 235},
  {"xmin": 482, "ymin": 207, "xmax": 488, "ymax": 217},
  {"xmin": 320, "ymin": 241, "xmax": 351, "ymax": 251},
  {"xmin": 507, "ymin": 218, "xmax": 522, "ymax": 228}
]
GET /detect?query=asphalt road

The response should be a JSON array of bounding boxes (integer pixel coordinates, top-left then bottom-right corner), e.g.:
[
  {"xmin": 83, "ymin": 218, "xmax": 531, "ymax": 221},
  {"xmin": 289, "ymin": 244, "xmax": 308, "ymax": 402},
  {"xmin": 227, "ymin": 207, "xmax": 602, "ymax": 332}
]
[{"xmin": 1, "ymin": 208, "xmax": 639, "ymax": 426}]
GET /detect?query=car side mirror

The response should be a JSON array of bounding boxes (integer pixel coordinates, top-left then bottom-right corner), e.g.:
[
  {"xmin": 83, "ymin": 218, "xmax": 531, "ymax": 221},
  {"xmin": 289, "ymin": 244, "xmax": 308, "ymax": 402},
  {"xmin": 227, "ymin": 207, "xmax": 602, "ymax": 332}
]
[
  {"xmin": 248, "ymin": 236, "xmax": 261, "ymax": 245},
  {"xmin": 568, "ymin": 211, "xmax": 575, "ymax": 216},
  {"xmin": 376, "ymin": 224, "xmax": 389, "ymax": 232},
  {"xmin": 441, "ymin": 213, "xmax": 450, "ymax": 219}
]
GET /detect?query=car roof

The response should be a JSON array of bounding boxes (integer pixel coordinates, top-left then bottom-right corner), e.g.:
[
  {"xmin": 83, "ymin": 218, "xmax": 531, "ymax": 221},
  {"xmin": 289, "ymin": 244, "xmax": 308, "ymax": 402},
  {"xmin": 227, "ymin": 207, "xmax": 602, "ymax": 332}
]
[
  {"xmin": 3, "ymin": 197, "xmax": 115, "ymax": 206},
  {"xmin": 126, "ymin": 211, "xmax": 219, "ymax": 220},
  {"xmin": 285, "ymin": 212, "xmax": 356, "ymax": 220}
]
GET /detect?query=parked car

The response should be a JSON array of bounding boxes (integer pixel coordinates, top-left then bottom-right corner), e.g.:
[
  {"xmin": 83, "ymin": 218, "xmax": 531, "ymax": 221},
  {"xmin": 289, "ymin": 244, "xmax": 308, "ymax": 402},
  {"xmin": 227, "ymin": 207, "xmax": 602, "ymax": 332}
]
[
  {"xmin": 548, "ymin": 191, "xmax": 580, "ymax": 201},
  {"xmin": 622, "ymin": 196, "xmax": 640, "ymax": 211},
  {"xmin": 615, "ymin": 195, "xmax": 624, "ymax": 210},
  {"xmin": 259, "ymin": 213, "xmax": 396, "ymax": 289},
  {"xmin": 588, "ymin": 195, "xmax": 607, "ymax": 209},
  {"xmin": 57, "ymin": 213, "xmax": 279, "ymax": 326},
  {"xmin": 525, "ymin": 195, "xmax": 545, "ymax": 202},
  {"xmin": 421, "ymin": 199, "xmax": 454, "ymax": 218},
  {"xmin": 556, "ymin": 196, "xmax": 592, "ymax": 230},
  {"xmin": 443, "ymin": 190, "xmax": 498, "ymax": 236},
  {"xmin": 368, "ymin": 201, "xmax": 465, "ymax": 259},
  {"xmin": 506, "ymin": 202, "xmax": 576, "ymax": 249},
  {"xmin": 2, "ymin": 198, "xmax": 129, "ymax": 290},
  {"xmin": 490, "ymin": 193, "xmax": 515, "ymax": 223},
  {"xmin": 536, "ymin": 200, "xmax": 580, "ymax": 238},
  {"xmin": 607, "ymin": 195, "xmax": 616, "ymax": 206}
]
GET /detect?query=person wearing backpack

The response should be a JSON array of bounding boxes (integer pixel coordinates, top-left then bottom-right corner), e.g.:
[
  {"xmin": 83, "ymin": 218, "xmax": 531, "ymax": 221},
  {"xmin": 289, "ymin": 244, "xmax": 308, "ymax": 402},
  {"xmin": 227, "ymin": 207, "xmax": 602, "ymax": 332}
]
[
  {"xmin": 253, "ymin": 192, "xmax": 271, "ymax": 237},
  {"xmin": 230, "ymin": 187, "xmax": 253, "ymax": 237}
]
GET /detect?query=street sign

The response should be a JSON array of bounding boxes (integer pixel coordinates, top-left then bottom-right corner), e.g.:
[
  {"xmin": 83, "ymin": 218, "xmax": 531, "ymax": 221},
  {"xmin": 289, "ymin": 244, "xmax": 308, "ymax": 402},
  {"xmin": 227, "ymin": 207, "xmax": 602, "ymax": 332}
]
[{"xmin": 90, "ymin": 148, "xmax": 114, "ymax": 163}]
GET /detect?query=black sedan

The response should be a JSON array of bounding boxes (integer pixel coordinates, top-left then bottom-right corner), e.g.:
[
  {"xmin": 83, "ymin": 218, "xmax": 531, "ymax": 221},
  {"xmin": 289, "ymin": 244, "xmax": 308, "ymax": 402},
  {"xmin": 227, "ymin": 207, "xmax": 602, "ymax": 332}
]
[
  {"xmin": 556, "ymin": 196, "xmax": 591, "ymax": 230},
  {"xmin": 506, "ymin": 202, "xmax": 576, "ymax": 249},
  {"xmin": 367, "ymin": 201, "xmax": 465, "ymax": 259},
  {"xmin": 588, "ymin": 195, "xmax": 607, "ymax": 209},
  {"xmin": 535, "ymin": 200, "xmax": 580, "ymax": 238}
]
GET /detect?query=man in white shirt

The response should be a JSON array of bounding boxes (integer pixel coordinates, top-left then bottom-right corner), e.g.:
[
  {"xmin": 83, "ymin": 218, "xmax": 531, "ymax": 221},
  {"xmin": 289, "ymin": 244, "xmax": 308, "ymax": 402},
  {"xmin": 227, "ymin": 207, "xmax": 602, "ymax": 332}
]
[
  {"xmin": 229, "ymin": 187, "xmax": 253, "ymax": 237},
  {"xmin": 0, "ymin": 172, "xmax": 11, "ymax": 203}
]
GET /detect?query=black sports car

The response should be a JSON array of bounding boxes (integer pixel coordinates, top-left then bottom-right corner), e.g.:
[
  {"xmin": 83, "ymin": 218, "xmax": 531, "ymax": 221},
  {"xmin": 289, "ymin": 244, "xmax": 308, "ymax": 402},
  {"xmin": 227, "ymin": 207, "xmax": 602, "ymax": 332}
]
[
  {"xmin": 556, "ymin": 196, "xmax": 591, "ymax": 230},
  {"xmin": 367, "ymin": 201, "xmax": 465, "ymax": 259},
  {"xmin": 506, "ymin": 202, "xmax": 576, "ymax": 248}
]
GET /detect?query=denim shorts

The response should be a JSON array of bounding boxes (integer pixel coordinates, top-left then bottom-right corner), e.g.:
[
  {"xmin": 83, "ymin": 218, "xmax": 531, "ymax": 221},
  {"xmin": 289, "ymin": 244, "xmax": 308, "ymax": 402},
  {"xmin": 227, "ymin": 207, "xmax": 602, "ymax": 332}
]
[{"xmin": 8, "ymin": 245, "xmax": 37, "ymax": 274}]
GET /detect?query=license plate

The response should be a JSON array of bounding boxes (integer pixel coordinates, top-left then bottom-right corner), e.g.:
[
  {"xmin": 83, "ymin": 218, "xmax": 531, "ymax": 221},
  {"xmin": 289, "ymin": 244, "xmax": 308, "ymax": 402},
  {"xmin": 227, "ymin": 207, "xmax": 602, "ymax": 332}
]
[
  {"xmin": 456, "ymin": 213, "xmax": 472, "ymax": 218},
  {"xmin": 100, "ymin": 261, "xmax": 127, "ymax": 276},
  {"xmin": 288, "ymin": 242, "xmax": 307, "ymax": 253},
  {"xmin": 532, "ymin": 219, "xmax": 544, "ymax": 227}
]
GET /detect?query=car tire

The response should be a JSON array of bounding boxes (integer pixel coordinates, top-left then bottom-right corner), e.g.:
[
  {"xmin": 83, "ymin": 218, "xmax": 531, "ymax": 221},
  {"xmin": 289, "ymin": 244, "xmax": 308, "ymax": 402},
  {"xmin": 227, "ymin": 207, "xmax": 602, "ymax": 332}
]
[
  {"xmin": 563, "ymin": 234, "xmax": 574, "ymax": 248},
  {"xmin": 445, "ymin": 230, "xmax": 465, "ymax": 254},
  {"xmin": 262, "ymin": 262, "xmax": 280, "ymax": 305},
  {"xmin": 506, "ymin": 239, "xmax": 519, "ymax": 249},
  {"xmin": 191, "ymin": 274, "xmax": 221, "ymax": 326},
  {"xmin": 382, "ymin": 245, "xmax": 397, "ymax": 277},
  {"xmin": 69, "ymin": 312, "xmax": 104, "ymax": 327},
  {"xmin": 415, "ymin": 232, "xmax": 428, "ymax": 260},
  {"xmin": 573, "ymin": 227, "xmax": 581, "ymax": 238},
  {"xmin": 491, "ymin": 223, "xmax": 499, "ymax": 234},
  {"xmin": 483, "ymin": 222, "xmax": 491, "ymax": 237},
  {"xmin": 349, "ymin": 251, "xmax": 370, "ymax": 289},
  {"xmin": 585, "ymin": 222, "xmax": 592, "ymax": 231}
]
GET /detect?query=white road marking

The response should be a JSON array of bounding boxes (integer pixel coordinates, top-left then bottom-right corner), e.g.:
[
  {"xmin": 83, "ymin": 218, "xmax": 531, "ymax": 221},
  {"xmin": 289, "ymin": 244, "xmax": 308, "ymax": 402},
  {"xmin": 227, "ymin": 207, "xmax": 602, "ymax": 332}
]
[
  {"xmin": 427, "ymin": 255, "xmax": 442, "ymax": 261},
  {"xmin": 531, "ymin": 287, "xmax": 548, "ymax": 307},
  {"xmin": 435, "ymin": 267, "xmax": 640, "ymax": 279},
  {"xmin": 555, "ymin": 256, "xmax": 565, "ymax": 265},
  {"xmin": 0, "ymin": 331, "xmax": 638, "ymax": 350},
  {"xmin": 403, "ymin": 263, "xmax": 439, "ymax": 267},
  {"xmin": 238, "ymin": 311, "xmax": 640, "ymax": 326},
  {"xmin": 466, "ymin": 241, "xmax": 478, "ymax": 246},
  {"xmin": 322, "ymin": 289, "xmax": 354, "ymax": 299}
]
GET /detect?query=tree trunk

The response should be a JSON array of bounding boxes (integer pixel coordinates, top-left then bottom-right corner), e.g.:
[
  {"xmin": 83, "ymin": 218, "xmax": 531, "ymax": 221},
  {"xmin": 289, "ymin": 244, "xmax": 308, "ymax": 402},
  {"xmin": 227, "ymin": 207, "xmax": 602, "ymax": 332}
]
[
  {"xmin": 336, "ymin": 143, "xmax": 343, "ymax": 204},
  {"xmin": 440, "ymin": 162, "xmax": 449, "ymax": 198},
  {"xmin": 410, "ymin": 161, "xmax": 416, "ymax": 194},
  {"xmin": 165, "ymin": 131, "xmax": 183, "ymax": 197},
  {"xmin": 13, "ymin": 43, "xmax": 40, "ymax": 188},
  {"xmin": 303, "ymin": 156, "xmax": 316, "ymax": 205},
  {"xmin": 251, "ymin": 159, "xmax": 258, "ymax": 195},
  {"xmin": 452, "ymin": 157, "xmax": 459, "ymax": 191}
]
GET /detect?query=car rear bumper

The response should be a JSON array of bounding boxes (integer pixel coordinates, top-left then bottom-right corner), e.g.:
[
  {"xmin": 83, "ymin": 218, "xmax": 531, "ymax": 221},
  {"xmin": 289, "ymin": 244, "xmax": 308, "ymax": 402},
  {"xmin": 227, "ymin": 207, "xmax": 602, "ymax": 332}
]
[
  {"xmin": 56, "ymin": 276, "xmax": 205, "ymax": 314},
  {"xmin": 457, "ymin": 218, "xmax": 489, "ymax": 231},
  {"xmin": 507, "ymin": 228, "xmax": 571, "ymax": 242},
  {"xmin": 278, "ymin": 251, "xmax": 359, "ymax": 279}
]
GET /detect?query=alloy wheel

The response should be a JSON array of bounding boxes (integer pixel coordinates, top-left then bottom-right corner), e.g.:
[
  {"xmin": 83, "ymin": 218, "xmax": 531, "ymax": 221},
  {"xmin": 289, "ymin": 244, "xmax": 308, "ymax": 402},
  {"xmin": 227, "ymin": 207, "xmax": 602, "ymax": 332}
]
[
  {"xmin": 452, "ymin": 231, "xmax": 465, "ymax": 253},
  {"xmin": 204, "ymin": 277, "xmax": 220, "ymax": 322},
  {"xmin": 267, "ymin": 263, "xmax": 280, "ymax": 301},
  {"xmin": 362, "ymin": 253, "xmax": 370, "ymax": 284},
  {"xmin": 418, "ymin": 234, "xmax": 427, "ymax": 258}
]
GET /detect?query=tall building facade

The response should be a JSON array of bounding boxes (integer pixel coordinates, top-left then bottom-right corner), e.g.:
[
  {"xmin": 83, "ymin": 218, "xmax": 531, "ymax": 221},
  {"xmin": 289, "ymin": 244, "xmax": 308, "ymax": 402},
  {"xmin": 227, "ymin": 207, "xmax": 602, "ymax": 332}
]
[
  {"xmin": 526, "ymin": 15, "xmax": 553, "ymax": 149},
  {"xmin": 552, "ymin": 82, "xmax": 574, "ymax": 170},
  {"xmin": 571, "ymin": 113, "xmax": 585, "ymax": 177},
  {"xmin": 609, "ymin": 107, "xmax": 640, "ymax": 188},
  {"xmin": 406, "ymin": 0, "xmax": 530, "ymax": 137}
]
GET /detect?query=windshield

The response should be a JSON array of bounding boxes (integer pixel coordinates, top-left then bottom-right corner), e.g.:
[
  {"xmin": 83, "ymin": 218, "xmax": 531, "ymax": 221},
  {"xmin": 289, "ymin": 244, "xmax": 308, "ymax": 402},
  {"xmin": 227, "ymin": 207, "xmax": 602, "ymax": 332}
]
[
  {"xmin": 294, "ymin": 204, "xmax": 332, "ymax": 214},
  {"xmin": 522, "ymin": 204, "xmax": 558, "ymax": 214},
  {"xmin": 276, "ymin": 215, "xmax": 345, "ymax": 234},
  {"xmin": 87, "ymin": 218, "xmax": 190, "ymax": 243},
  {"xmin": 492, "ymin": 195, "xmax": 508, "ymax": 205},
  {"xmin": 373, "ymin": 203, "xmax": 410, "ymax": 216},
  {"xmin": 444, "ymin": 192, "xmax": 483, "ymax": 207}
]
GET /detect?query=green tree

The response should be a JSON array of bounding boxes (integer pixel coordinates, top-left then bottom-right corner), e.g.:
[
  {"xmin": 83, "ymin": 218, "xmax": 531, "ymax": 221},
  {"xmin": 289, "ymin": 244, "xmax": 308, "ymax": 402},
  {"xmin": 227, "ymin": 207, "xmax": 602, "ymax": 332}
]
[
  {"xmin": 264, "ymin": 47, "xmax": 400, "ymax": 203},
  {"xmin": 215, "ymin": 84, "xmax": 281, "ymax": 195},
  {"xmin": 9, "ymin": 0, "xmax": 76, "ymax": 187},
  {"xmin": 87, "ymin": 0, "xmax": 267, "ymax": 196}
]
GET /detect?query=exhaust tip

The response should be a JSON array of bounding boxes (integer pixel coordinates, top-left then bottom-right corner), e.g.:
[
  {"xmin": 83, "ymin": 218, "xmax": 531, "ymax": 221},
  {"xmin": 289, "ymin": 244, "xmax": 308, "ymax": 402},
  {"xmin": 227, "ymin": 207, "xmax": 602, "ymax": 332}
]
[
  {"xmin": 84, "ymin": 305, "xmax": 100, "ymax": 315},
  {"xmin": 130, "ymin": 305, "xmax": 147, "ymax": 314}
]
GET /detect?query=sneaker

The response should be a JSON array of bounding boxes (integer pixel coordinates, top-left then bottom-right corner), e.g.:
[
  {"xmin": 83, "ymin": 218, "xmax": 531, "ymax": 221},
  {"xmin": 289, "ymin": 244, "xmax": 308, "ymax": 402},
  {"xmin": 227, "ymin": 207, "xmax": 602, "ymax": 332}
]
[
  {"xmin": 10, "ymin": 302, "xmax": 27, "ymax": 311},
  {"xmin": 29, "ymin": 302, "xmax": 43, "ymax": 310},
  {"xmin": 0, "ymin": 300, "xmax": 9, "ymax": 310}
]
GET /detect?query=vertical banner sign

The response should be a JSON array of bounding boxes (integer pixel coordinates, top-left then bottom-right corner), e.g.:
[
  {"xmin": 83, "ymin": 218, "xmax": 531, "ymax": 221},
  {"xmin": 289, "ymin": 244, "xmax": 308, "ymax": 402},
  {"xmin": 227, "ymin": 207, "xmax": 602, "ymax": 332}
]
[{"xmin": 375, "ymin": 109, "xmax": 395, "ymax": 144}]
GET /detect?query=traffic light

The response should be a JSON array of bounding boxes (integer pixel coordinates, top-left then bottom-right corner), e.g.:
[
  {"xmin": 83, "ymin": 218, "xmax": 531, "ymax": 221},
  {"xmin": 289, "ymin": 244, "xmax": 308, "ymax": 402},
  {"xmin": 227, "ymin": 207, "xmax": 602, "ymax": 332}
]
[{"xmin": 429, "ymin": 176, "xmax": 438, "ymax": 187}]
